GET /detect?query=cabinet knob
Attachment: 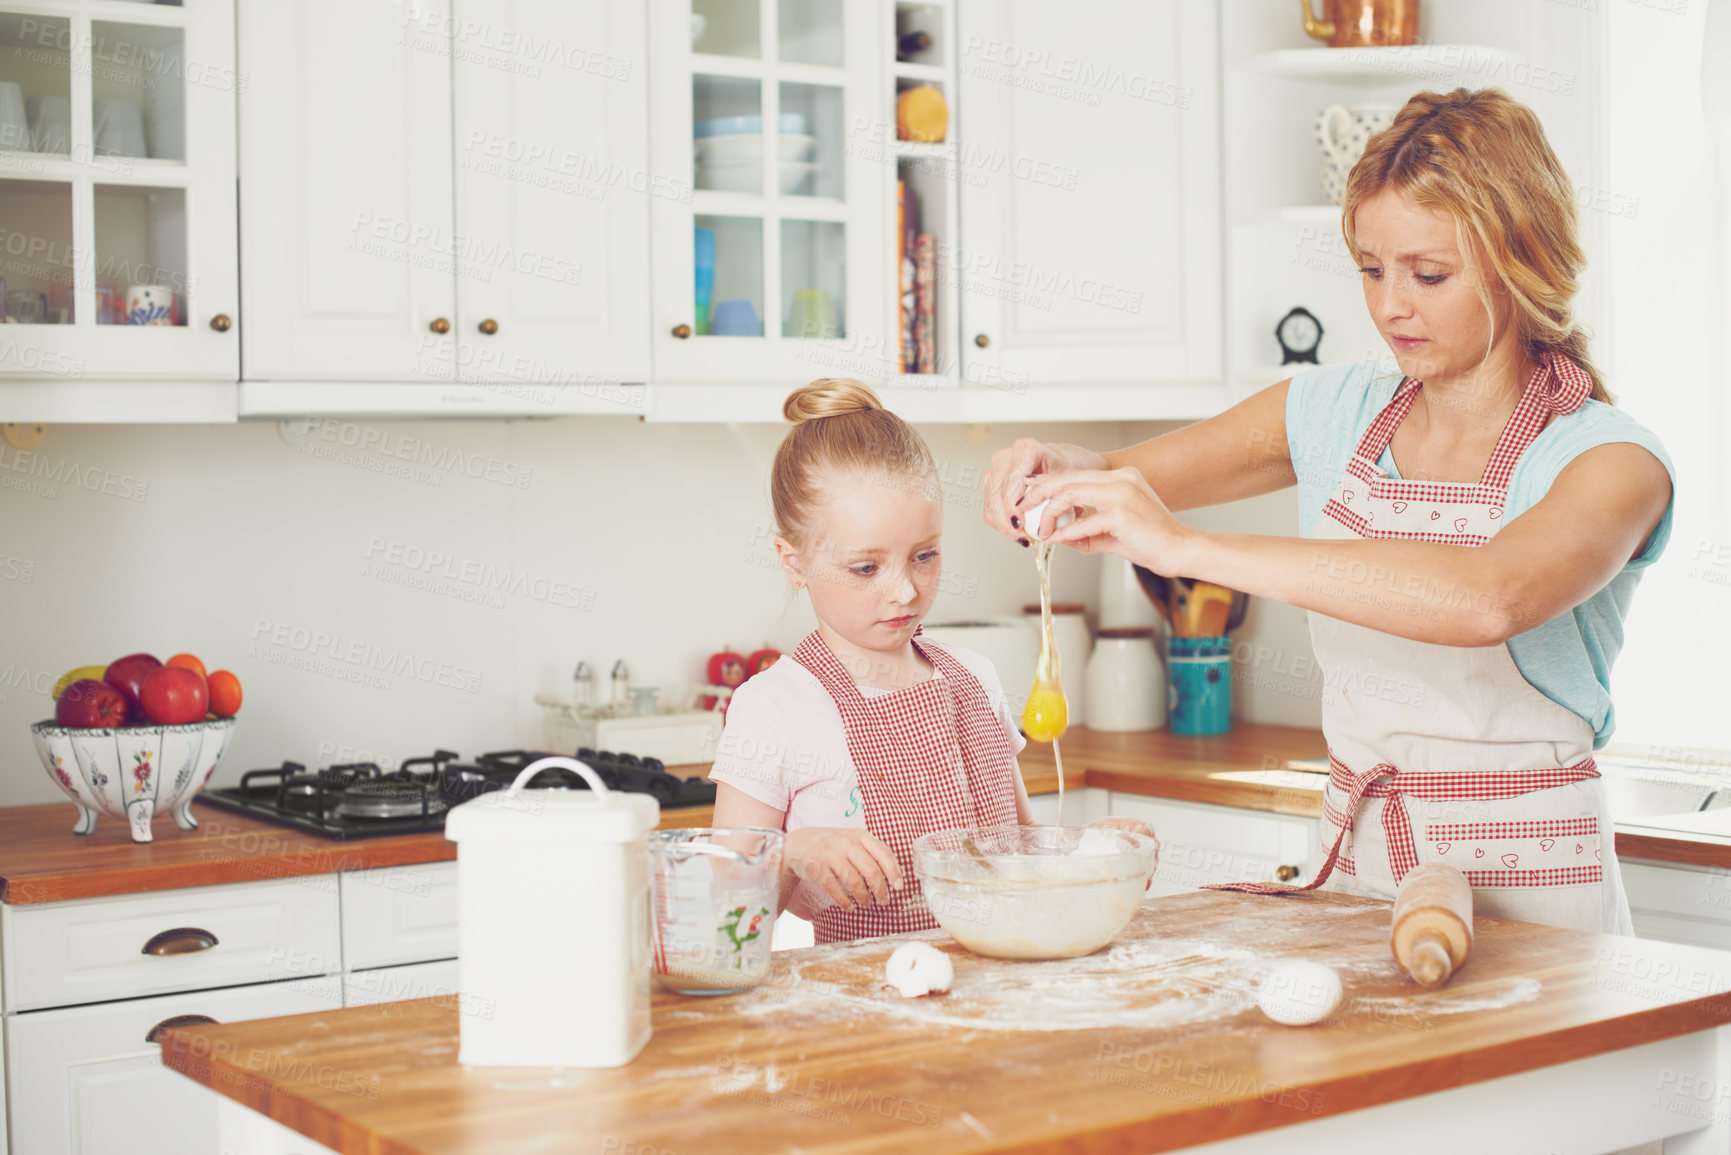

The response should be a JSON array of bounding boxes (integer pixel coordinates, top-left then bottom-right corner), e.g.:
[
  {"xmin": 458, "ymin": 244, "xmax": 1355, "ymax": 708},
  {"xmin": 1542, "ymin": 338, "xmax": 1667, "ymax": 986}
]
[
  {"xmin": 141, "ymin": 926, "xmax": 220, "ymax": 956},
  {"xmin": 671, "ymin": 323, "xmax": 692, "ymax": 339},
  {"xmin": 209, "ymin": 314, "xmax": 232, "ymax": 332},
  {"xmin": 478, "ymin": 318, "xmax": 499, "ymax": 335},
  {"xmin": 1275, "ymin": 864, "xmax": 1300, "ymax": 882},
  {"xmin": 974, "ymin": 333, "xmax": 990, "ymax": 348},
  {"xmin": 429, "ymin": 317, "xmax": 451, "ymax": 335},
  {"xmin": 146, "ymin": 1013, "xmax": 219, "ymax": 1044}
]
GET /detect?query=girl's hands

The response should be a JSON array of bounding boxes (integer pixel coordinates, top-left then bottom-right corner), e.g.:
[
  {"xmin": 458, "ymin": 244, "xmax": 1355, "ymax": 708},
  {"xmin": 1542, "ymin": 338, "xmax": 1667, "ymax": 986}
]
[
  {"xmin": 784, "ymin": 826, "xmax": 904, "ymax": 912},
  {"xmin": 1089, "ymin": 816, "xmax": 1161, "ymax": 890},
  {"xmin": 1020, "ymin": 467, "xmax": 1193, "ymax": 574},
  {"xmin": 983, "ymin": 439, "xmax": 1111, "ymax": 541}
]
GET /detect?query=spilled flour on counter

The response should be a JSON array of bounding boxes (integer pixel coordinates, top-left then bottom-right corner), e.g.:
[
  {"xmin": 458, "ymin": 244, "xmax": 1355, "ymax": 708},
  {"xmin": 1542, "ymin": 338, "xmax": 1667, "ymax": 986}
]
[
  {"xmin": 1350, "ymin": 976, "xmax": 1542, "ymax": 1017},
  {"xmin": 721, "ymin": 932, "xmax": 1269, "ymax": 1033}
]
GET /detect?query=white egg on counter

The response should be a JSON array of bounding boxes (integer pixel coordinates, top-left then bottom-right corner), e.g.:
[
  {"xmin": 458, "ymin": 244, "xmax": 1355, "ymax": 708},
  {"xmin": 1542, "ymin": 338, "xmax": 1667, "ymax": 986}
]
[
  {"xmin": 1257, "ymin": 960, "xmax": 1343, "ymax": 1026},
  {"xmin": 885, "ymin": 941, "xmax": 954, "ymax": 998}
]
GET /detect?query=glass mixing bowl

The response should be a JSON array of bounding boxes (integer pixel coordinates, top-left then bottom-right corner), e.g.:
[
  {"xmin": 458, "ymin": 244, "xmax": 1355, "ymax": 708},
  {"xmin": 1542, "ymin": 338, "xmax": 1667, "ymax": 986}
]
[{"xmin": 911, "ymin": 825, "xmax": 1157, "ymax": 960}]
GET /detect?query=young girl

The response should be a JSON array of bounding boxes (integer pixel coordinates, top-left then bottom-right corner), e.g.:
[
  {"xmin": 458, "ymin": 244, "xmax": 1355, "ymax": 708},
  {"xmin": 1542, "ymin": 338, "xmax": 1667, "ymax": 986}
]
[{"xmin": 710, "ymin": 378, "xmax": 1153, "ymax": 944}]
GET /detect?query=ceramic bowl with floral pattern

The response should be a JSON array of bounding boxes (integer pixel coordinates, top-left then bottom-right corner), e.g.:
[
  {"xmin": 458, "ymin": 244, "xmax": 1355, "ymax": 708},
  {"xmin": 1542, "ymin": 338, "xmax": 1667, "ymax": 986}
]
[{"xmin": 29, "ymin": 716, "xmax": 236, "ymax": 842}]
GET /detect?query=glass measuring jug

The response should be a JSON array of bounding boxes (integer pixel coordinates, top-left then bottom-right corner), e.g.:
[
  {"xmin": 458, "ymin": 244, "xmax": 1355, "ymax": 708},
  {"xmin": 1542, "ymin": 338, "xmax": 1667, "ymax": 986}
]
[{"xmin": 649, "ymin": 827, "xmax": 785, "ymax": 995}]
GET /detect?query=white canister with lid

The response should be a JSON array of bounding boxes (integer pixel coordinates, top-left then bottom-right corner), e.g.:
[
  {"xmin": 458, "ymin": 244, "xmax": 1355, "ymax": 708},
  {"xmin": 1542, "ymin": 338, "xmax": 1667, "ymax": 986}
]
[
  {"xmin": 1022, "ymin": 602, "xmax": 1092, "ymax": 725},
  {"xmin": 445, "ymin": 756, "xmax": 660, "ymax": 1067},
  {"xmin": 1084, "ymin": 627, "xmax": 1166, "ymax": 732},
  {"xmin": 1097, "ymin": 555, "xmax": 1162, "ymax": 630}
]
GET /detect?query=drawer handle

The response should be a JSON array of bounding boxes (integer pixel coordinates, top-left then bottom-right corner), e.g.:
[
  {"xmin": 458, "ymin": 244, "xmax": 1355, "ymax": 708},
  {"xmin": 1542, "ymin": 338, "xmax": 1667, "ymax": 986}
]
[
  {"xmin": 1275, "ymin": 864, "xmax": 1300, "ymax": 882},
  {"xmin": 141, "ymin": 927, "xmax": 220, "ymax": 956},
  {"xmin": 146, "ymin": 1013, "xmax": 219, "ymax": 1044}
]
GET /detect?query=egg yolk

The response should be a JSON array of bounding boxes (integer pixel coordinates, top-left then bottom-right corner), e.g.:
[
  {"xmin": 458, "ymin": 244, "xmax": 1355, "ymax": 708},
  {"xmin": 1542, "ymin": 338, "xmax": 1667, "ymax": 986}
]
[{"xmin": 1022, "ymin": 685, "xmax": 1068, "ymax": 743}]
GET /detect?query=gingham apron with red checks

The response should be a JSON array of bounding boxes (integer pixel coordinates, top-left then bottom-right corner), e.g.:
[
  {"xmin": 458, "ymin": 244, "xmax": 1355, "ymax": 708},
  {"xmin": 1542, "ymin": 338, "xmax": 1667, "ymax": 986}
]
[
  {"xmin": 792, "ymin": 631, "xmax": 1019, "ymax": 944},
  {"xmin": 1212, "ymin": 352, "xmax": 1634, "ymax": 934}
]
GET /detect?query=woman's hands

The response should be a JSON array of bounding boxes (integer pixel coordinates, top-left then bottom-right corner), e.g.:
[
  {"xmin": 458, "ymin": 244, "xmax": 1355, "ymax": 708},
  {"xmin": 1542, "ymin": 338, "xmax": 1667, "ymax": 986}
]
[
  {"xmin": 784, "ymin": 826, "xmax": 904, "ymax": 912},
  {"xmin": 983, "ymin": 438, "xmax": 1111, "ymax": 541},
  {"xmin": 1020, "ymin": 467, "xmax": 1195, "ymax": 574}
]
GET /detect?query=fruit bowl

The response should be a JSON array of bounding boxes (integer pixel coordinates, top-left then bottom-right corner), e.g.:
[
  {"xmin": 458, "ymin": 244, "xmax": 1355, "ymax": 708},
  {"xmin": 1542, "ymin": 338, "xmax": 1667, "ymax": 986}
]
[
  {"xmin": 30, "ymin": 716, "xmax": 236, "ymax": 842},
  {"xmin": 912, "ymin": 825, "xmax": 1157, "ymax": 960}
]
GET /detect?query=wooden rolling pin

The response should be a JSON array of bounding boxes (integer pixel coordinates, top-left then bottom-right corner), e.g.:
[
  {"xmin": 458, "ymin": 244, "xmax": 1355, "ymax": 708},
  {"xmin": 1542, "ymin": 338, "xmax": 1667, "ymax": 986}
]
[{"xmin": 1391, "ymin": 864, "xmax": 1474, "ymax": 987}]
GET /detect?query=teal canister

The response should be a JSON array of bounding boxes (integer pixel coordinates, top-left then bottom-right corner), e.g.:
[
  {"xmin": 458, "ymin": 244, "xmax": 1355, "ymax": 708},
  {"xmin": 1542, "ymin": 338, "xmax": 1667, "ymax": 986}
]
[{"xmin": 1167, "ymin": 635, "xmax": 1231, "ymax": 735}]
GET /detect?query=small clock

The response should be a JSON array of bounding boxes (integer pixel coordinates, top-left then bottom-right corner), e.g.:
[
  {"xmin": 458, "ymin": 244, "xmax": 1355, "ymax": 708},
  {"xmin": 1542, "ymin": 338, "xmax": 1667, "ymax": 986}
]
[{"xmin": 1275, "ymin": 306, "xmax": 1324, "ymax": 365}]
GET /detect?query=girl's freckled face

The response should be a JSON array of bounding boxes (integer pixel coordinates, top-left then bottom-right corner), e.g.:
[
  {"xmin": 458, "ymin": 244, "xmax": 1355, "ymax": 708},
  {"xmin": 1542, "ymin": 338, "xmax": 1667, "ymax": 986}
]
[{"xmin": 800, "ymin": 473, "xmax": 944, "ymax": 654}]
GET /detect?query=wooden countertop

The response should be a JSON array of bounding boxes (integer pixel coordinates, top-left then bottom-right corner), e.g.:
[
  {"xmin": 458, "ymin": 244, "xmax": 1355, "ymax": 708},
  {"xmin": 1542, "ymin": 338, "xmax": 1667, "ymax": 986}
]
[
  {"xmin": 158, "ymin": 889, "xmax": 1731, "ymax": 1155},
  {"xmin": 1, "ymin": 723, "xmax": 1723, "ymax": 901}
]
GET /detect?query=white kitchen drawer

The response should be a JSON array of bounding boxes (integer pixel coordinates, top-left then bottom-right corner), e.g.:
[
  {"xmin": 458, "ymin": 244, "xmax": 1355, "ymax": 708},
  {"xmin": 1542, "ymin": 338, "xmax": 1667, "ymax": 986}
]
[
  {"xmin": 5, "ymin": 976, "xmax": 342, "ymax": 1155},
  {"xmin": 342, "ymin": 958, "xmax": 461, "ymax": 1008},
  {"xmin": 339, "ymin": 862, "xmax": 458, "ymax": 971},
  {"xmin": 1620, "ymin": 859, "xmax": 1731, "ymax": 951},
  {"xmin": 1109, "ymin": 795, "xmax": 1320, "ymax": 896},
  {"xmin": 1025, "ymin": 787, "xmax": 1110, "ymax": 826},
  {"xmin": 1, "ymin": 878, "xmax": 341, "ymax": 1013}
]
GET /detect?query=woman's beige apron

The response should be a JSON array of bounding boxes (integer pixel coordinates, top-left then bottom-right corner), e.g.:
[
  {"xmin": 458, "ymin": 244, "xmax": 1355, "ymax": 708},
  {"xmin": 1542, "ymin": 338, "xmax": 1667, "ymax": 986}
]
[{"xmin": 1217, "ymin": 353, "xmax": 1633, "ymax": 934}]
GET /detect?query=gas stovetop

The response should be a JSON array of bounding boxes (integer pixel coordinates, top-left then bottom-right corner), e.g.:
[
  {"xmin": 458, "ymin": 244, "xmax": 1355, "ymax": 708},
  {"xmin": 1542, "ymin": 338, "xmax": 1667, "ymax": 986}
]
[{"xmin": 196, "ymin": 748, "xmax": 716, "ymax": 840}]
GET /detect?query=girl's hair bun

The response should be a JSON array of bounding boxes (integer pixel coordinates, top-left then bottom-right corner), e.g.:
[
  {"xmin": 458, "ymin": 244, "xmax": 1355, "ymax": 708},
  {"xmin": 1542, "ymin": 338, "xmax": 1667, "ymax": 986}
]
[{"xmin": 783, "ymin": 377, "xmax": 883, "ymax": 424}]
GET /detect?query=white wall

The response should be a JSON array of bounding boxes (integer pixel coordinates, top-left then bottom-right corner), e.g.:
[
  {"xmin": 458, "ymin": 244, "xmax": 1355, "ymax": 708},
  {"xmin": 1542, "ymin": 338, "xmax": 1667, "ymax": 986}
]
[{"xmin": 0, "ymin": 415, "xmax": 1320, "ymax": 808}]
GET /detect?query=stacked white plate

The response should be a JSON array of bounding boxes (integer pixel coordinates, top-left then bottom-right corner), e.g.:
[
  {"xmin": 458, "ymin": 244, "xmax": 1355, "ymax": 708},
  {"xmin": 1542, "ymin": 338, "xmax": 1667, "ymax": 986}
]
[{"xmin": 695, "ymin": 133, "xmax": 818, "ymax": 194}]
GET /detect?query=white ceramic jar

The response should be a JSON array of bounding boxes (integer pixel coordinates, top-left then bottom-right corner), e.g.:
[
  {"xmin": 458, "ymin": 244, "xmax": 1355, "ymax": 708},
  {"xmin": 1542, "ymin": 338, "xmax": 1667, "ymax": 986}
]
[
  {"xmin": 1084, "ymin": 627, "xmax": 1166, "ymax": 732},
  {"xmin": 1097, "ymin": 555, "xmax": 1162, "ymax": 630},
  {"xmin": 445, "ymin": 757, "xmax": 660, "ymax": 1068},
  {"xmin": 1023, "ymin": 602, "xmax": 1092, "ymax": 725}
]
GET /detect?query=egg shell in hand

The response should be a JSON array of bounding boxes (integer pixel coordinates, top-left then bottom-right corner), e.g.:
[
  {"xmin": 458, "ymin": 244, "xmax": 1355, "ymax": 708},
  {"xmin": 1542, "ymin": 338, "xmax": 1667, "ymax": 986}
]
[
  {"xmin": 885, "ymin": 941, "xmax": 954, "ymax": 998},
  {"xmin": 1257, "ymin": 960, "xmax": 1342, "ymax": 1026},
  {"xmin": 1025, "ymin": 498, "xmax": 1075, "ymax": 543}
]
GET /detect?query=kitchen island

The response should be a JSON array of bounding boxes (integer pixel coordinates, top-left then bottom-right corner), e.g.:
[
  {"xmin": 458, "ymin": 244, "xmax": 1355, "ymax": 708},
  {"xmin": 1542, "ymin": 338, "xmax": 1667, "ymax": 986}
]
[{"xmin": 161, "ymin": 890, "xmax": 1731, "ymax": 1155}]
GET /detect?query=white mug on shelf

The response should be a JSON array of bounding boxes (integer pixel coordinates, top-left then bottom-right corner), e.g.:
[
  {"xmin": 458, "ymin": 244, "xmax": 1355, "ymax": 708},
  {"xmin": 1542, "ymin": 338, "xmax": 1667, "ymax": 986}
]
[
  {"xmin": 94, "ymin": 98, "xmax": 147, "ymax": 158},
  {"xmin": 26, "ymin": 94, "xmax": 71, "ymax": 154},
  {"xmin": 1315, "ymin": 102, "xmax": 1399, "ymax": 206},
  {"xmin": 125, "ymin": 284, "xmax": 174, "ymax": 326},
  {"xmin": 0, "ymin": 82, "xmax": 29, "ymax": 152}
]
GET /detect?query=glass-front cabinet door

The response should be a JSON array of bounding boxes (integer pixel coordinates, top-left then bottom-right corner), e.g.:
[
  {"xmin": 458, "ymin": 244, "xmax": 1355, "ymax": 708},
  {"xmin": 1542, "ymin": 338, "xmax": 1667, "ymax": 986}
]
[
  {"xmin": 0, "ymin": 0, "xmax": 237, "ymax": 382},
  {"xmin": 651, "ymin": 0, "xmax": 884, "ymax": 384}
]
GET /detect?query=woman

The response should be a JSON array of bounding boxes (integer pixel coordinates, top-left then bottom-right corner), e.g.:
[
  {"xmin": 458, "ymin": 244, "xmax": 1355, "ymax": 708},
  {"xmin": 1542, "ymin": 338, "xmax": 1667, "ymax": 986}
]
[{"xmin": 986, "ymin": 89, "xmax": 1675, "ymax": 935}]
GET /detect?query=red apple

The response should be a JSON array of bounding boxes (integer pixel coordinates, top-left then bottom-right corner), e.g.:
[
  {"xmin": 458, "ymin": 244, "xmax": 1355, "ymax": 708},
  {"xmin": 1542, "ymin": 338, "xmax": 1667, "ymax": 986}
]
[
  {"xmin": 139, "ymin": 665, "xmax": 208, "ymax": 725},
  {"xmin": 706, "ymin": 650, "xmax": 748, "ymax": 689},
  {"xmin": 56, "ymin": 678, "xmax": 127, "ymax": 728},
  {"xmin": 104, "ymin": 652, "xmax": 162, "ymax": 717}
]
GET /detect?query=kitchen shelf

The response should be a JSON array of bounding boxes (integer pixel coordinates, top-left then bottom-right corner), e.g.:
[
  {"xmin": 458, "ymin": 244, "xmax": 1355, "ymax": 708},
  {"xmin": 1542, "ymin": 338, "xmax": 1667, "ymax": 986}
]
[
  {"xmin": 1239, "ymin": 44, "xmax": 1518, "ymax": 87},
  {"xmin": 688, "ymin": 191, "xmax": 848, "ymax": 221},
  {"xmin": 893, "ymin": 61, "xmax": 947, "ymax": 84}
]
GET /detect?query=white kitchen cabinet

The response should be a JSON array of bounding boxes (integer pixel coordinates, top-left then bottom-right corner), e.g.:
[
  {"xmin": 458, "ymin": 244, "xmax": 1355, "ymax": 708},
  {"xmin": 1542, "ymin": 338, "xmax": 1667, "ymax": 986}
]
[
  {"xmin": 647, "ymin": 0, "xmax": 888, "ymax": 401},
  {"xmin": 339, "ymin": 862, "xmax": 458, "ymax": 972},
  {"xmin": 0, "ymin": 0, "xmax": 240, "ymax": 422},
  {"xmin": 1, "ymin": 876, "xmax": 341, "ymax": 1013},
  {"xmin": 5, "ymin": 977, "xmax": 340, "ymax": 1155},
  {"xmin": 1108, "ymin": 793, "xmax": 1317, "ymax": 896},
  {"xmin": 236, "ymin": 0, "xmax": 653, "ymax": 416},
  {"xmin": 1621, "ymin": 858, "xmax": 1731, "ymax": 952},
  {"xmin": 955, "ymin": 0, "xmax": 1222, "ymax": 390},
  {"xmin": 342, "ymin": 958, "xmax": 461, "ymax": 1007},
  {"xmin": 235, "ymin": 0, "xmax": 454, "ymax": 383},
  {"xmin": 1025, "ymin": 785, "xmax": 1108, "ymax": 826}
]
